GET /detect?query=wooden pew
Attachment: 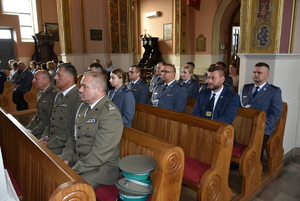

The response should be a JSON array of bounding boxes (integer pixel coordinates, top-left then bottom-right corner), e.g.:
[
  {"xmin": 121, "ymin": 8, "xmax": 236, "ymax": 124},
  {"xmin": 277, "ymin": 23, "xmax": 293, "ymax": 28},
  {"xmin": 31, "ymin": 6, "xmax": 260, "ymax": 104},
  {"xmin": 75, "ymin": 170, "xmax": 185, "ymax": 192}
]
[
  {"xmin": 231, "ymin": 107, "xmax": 266, "ymax": 199},
  {"xmin": 24, "ymin": 83, "xmax": 39, "ymax": 109},
  {"xmin": 3, "ymin": 109, "xmax": 185, "ymax": 201},
  {"xmin": 132, "ymin": 103, "xmax": 234, "ymax": 201},
  {"xmin": 0, "ymin": 80, "xmax": 17, "ymax": 113},
  {"xmin": 0, "ymin": 108, "xmax": 96, "ymax": 200},
  {"xmin": 184, "ymin": 98, "xmax": 288, "ymax": 200}
]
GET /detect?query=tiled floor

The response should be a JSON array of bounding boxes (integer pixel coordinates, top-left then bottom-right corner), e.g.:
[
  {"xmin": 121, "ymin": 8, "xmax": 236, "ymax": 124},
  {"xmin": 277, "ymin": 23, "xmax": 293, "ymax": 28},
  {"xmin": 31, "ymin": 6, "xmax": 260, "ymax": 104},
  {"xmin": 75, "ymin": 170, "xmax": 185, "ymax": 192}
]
[{"xmin": 180, "ymin": 155, "xmax": 300, "ymax": 201}]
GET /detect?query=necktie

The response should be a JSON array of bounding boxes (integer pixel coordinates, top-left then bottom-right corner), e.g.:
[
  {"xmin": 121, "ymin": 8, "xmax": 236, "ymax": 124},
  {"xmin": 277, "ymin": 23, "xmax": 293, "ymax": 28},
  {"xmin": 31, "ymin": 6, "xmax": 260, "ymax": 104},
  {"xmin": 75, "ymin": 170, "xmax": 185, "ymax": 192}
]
[
  {"xmin": 183, "ymin": 82, "xmax": 185, "ymax": 86},
  {"xmin": 253, "ymin": 86, "xmax": 259, "ymax": 98},
  {"xmin": 37, "ymin": 91, "xmax": 42, "ymax": 101},
  {"xmin": 205, "ymin": 93, "xmax": 216, "ymax": 119},
  {"xmin": 56, "ymin": 92, "xmax": 63, "ymax": 104},
  {"xmin": 84, "ymin": 106, "xmax": 91, "ymax": 117},
  {"xmin": 163, "ymin": 84, "xmax": 168, "ymax": 91},
  {"xmin": 130, "ymin": 82, "xmax": 134, "ymax": 89}
]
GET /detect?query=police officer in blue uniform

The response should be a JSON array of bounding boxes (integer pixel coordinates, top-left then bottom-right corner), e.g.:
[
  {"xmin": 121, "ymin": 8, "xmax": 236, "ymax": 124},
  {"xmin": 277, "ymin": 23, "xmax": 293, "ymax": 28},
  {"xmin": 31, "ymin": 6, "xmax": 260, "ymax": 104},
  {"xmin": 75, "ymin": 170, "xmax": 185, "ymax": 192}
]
[
  {"xmin": 149, "ymin": 64, "xmax": 187, "ymax": 113},
  {"xmin": 149, "ymin": 62, "xmax": 164, "ymax": 92},
  {"xmin": 178, "ymin": 65, "xmax": 200, "ymax": 99},
  {"xmin": 108, "ymin": 68, "xmax": 135, "ymax": 127},
  {"xmin": 128, "ymin": 65, "xmax": 149, "ymax": 104},
  {"xmin": 241, "ymin": 62, "xmax": 282, "ymax": 143}
]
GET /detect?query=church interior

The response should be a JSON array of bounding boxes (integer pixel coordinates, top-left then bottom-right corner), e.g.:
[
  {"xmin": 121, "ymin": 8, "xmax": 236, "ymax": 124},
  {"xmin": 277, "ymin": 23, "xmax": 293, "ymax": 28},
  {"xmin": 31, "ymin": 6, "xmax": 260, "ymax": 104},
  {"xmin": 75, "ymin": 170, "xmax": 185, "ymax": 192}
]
[{"xmin": 0, "ymin": 0, "xmax": 300, "ymax": 200}]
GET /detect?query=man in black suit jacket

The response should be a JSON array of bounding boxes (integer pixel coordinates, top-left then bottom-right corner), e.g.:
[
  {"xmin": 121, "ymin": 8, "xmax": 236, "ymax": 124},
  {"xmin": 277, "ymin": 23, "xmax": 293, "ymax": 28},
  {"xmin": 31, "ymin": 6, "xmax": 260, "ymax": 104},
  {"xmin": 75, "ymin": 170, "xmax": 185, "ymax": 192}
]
[{"xmin": 13, "ymin": 62, "xmax": 33, "ymax": 110}]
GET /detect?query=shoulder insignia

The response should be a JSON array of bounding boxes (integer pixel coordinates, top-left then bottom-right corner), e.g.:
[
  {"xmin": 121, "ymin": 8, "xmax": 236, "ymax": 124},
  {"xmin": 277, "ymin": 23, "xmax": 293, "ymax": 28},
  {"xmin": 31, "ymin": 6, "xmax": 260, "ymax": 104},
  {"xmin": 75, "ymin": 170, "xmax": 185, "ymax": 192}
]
[
  {"xmin": 141, "ymin": 80, "xmax": 146, "ymax": 84},
  {"xmin": 108, "ymin": 104, "xmax": 116, "ymax": 110},
  {"xmin": 270, "ymin": 84, "xmax": 279, "ymax": 89}
]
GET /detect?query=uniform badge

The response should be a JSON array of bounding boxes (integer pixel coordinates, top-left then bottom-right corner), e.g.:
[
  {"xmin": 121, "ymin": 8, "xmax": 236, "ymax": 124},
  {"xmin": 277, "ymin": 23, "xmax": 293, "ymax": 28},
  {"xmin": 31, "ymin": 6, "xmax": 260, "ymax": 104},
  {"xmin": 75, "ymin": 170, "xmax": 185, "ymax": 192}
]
[
  {"xmin": 166, "ymin": 94, "xmax": 173, "ymax": 97},
  {"xmin": 86, "ymin": 119, "xmax": 96, "ymax": 123},
  {"xmin": 206, "ymin": 111, "xmax": 212, "ymax": 117},
  {"xmin": 108, "ymin": 104, "xmax": 115, "ymax": 110},
  {"xmin": 59, "ymin": 104, "xmax": 67, "ymax": 107}
]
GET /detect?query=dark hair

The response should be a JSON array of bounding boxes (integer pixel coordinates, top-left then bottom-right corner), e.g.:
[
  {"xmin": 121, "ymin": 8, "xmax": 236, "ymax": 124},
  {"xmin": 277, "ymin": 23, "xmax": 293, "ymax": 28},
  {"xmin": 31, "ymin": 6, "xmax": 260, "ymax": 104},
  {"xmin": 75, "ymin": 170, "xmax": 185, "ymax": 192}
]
[
  {"xmin": 130, "ymin": 65, "xmax": 141, "ymax": 73},
  {"xmin": 89, "ymin": 62, "xmax": 103, "ymax": 71},
  {"xmin": 216, "ymin": 61, "xmax": 226, "ymax": 69},
  {"xmin": 163, "ymin": 64, "xmax": 176, "ymax": 73},
  {"xmin": 58, "ymin": 63, "xmax": 77, "ymax": 83},
  {"xmin": 186, "ymin": 62, "xmax": 195, "ymax": 68},
  {"xmin": 13, "ymin": 62, "xmax": 18, "ymax": 68},
  {"xmin": 208, "ymin": 66, "xmax": 225, "ymax": 77},
  {"xmin": 255, "ymin": 62, "xmax": 270, "ymax": 70}
]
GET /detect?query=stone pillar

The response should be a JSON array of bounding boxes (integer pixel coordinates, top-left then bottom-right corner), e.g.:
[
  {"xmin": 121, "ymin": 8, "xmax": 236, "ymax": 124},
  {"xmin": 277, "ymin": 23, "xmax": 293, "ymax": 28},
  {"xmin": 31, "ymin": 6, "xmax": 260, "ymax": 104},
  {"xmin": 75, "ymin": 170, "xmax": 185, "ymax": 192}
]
[{"xmin": 56, "ymin": 0, "xmax": 74, "ymax": 54}]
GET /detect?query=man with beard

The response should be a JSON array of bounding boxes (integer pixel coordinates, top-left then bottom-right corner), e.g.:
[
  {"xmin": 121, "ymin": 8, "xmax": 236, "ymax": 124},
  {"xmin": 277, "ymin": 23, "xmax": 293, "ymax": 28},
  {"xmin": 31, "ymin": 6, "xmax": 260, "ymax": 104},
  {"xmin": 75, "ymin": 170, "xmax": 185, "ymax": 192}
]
[{"xmin": 192, "ymin": 66, "xmax": 239, "ymax": 125}]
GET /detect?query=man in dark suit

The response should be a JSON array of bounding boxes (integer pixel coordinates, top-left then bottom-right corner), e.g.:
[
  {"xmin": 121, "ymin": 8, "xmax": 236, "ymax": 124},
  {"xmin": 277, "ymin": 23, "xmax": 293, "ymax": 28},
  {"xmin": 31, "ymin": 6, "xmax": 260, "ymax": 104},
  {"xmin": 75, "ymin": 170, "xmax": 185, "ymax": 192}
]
[
  {"xmin": 128, "ymin": 65, "xmax": 149, "ymax": 104},
  {"xmin": 149, "ymin": 64, "xmax": 187, "ymax": 112},
  {"xmin": 215, "ymin": 61, "xmax": 233, "ymax": 87},
  {"xmin": 241, "ymin": 62, "xmax": 282, "ymax": 143},
  {"xmin": 61, "ymin": 71, "xmax": 123, "ymax": 188},
  {"xmin": 0, "ymin": 66, "xmax": 7, "ymax": 94},
  {"xmin": 26, "ymin": 70, "xmax": 59, "ymax": 139},
  {"xmin": 40, "ymin": 63, "xmax": 82, "ymax": 155},
  {"xmin": 192, "ymin": 66, "xmax": 239, "ymax": 125},
  {"xmin": 13, "ymin": 62, "xmax": 33, "ymax": 110}
]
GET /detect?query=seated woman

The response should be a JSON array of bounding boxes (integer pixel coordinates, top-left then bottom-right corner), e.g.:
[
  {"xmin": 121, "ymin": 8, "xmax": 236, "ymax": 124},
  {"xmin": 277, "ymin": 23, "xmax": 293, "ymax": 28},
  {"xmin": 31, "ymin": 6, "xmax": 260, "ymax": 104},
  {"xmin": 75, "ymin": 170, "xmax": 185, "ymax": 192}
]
[
  {"xmin": 229, "ymin": 64, "xmax": 239, "ymax": 87},
  {"xmin": 178, "ymin": 65, "xmax": 200, "ymax": 99},
  {"xmin": 108, "ymin": 68, "xmax": 135, "ymax": 127}
]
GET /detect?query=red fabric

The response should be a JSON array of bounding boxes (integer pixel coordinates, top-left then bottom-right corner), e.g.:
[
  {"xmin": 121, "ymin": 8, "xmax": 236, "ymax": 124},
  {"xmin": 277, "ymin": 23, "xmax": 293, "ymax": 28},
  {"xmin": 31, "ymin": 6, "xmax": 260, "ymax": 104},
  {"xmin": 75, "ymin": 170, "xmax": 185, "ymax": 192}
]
[
  {"xmin": 3, "ymin": 163, "xmax": 22, "ymax": 197},
  {"xmin": 232, "ymin": 144, "xmax": 247, "ymax": 158},
  {"xmin": 183, "ymin": 156, "xmax": 211, "ymax": 184},
  {"xmin": 95, "ymin": 183, "xmax": 152, "ymax": 201},
  {"xmin": 186, "ymin": 0, "xmax": 201, "ymax": 10}
]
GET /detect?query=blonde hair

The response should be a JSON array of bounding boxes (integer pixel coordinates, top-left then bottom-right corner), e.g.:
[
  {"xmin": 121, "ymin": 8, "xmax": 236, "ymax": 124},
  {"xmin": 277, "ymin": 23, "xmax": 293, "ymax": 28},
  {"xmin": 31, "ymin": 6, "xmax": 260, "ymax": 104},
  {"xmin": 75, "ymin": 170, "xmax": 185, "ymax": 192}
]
[
  {"xmin": 182, "ymin": 65, "xmax": 195, "ymax": 79},
  {"xmin": 47, "ymin": 61, "xmax": 55, "ymax": 70}
]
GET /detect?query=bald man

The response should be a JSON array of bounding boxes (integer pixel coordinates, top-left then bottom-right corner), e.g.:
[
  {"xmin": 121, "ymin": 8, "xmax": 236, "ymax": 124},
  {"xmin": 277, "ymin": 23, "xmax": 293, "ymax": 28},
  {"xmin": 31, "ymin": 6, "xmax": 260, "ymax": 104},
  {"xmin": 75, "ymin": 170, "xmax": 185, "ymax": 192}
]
[{"xmin": 27, "ymin": 70, "xmax": 59, "ymax": 139}]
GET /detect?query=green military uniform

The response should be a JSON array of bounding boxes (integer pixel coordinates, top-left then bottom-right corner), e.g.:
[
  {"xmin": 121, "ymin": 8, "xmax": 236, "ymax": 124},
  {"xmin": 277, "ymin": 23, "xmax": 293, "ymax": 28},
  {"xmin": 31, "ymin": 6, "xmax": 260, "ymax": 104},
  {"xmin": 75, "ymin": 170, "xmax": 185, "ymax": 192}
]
[
  {"xmin": 26, "ymin": 84, "xmax": 59, "ymax": 139},
  {"xmin": 42, "ymin": 85, "xmax": 82, "ymax": 155},
  {"xmin": 60, "ymin": 95, "xmax": 123, "ymax": 187}
]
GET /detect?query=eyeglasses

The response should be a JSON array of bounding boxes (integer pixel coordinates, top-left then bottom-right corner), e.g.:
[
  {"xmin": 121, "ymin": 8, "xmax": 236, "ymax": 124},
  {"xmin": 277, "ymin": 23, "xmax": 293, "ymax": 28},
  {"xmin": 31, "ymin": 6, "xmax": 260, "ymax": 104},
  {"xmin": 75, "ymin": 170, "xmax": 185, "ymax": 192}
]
[
  {"xmin": 160, "ymin": 70, "xmax": 174, "ymax": 73},
  {"xmin": 128, "ymin": 71, "xmax": 136, "ymax": 74}
]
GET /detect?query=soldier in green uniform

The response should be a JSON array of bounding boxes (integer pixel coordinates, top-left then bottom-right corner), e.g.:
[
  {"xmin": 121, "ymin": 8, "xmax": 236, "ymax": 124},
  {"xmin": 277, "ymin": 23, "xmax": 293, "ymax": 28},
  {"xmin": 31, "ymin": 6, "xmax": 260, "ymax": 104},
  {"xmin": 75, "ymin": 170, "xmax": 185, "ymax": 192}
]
[
  {"xmin": 40, "ymin": 63, "xmax": 82, "ymax": 155},
  {"xmin": 26, "ymin": 70, "xmax": 59, "ymax": 139},
  {"xmin": 60, "ymin": 71, "xmax": 123, "ymax": 188}
]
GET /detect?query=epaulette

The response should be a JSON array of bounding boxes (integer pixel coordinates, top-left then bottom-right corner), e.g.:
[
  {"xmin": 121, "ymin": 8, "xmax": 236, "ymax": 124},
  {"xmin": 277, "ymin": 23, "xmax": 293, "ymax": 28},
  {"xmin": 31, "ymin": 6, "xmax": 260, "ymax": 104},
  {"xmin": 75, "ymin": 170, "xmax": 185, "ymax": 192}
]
[
  {"xmin": 177, "ymin": 82, "xmax": 184, "ymax": 87},
  {"xmin": 106, "ymin": 101, "xmax": 116, "ymax": 110},
  {"xmin": 270, "ymin": 84, "xmax": 280, "ymax": 89},
  {"xmin": 124, "ymin": 88, "xmax": 131, "ymax": 92}
]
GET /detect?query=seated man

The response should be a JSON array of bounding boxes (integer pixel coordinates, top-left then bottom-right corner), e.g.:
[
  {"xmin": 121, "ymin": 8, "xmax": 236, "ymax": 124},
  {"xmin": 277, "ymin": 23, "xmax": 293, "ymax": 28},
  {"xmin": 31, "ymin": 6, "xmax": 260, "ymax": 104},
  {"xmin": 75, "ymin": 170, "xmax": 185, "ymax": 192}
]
[
  {"xmin": 215, "ymin": 61, "xmax": 233, "ymax": 87},
  {"xmin": 149, "ymin": 64, "xmax": 187, "ymax": 113},
  {"xmin": 192, "ymin": 66, "xmax": 239, "ymax": 125},
  {"xmin": 60, "ymin": 71, "xmax": 123, "ymax": 188},
  {"xmin": 128, "ymin": 65, "xmax": 149, "ymax": 104},
  {"xmin": 26, "ymin": 70, "xmax": 59, "ymax": 139},
  {"xmin": 240, "ymin": 62, "xmax": 282, "ymax": 144},
  {"xmin": 40, "ymin": 63, "xmax": 82, "ymax": 155},
  {"xmin": 13, "ymin": 62, "xmax": 33, "ymax": 110},
  {"xmin": 88, "ymin": 62, "xmax": 104, "ymax": 73},
  {"xmin": 149, "ymin": 61, "xmax": 164, "ymax": 92}
]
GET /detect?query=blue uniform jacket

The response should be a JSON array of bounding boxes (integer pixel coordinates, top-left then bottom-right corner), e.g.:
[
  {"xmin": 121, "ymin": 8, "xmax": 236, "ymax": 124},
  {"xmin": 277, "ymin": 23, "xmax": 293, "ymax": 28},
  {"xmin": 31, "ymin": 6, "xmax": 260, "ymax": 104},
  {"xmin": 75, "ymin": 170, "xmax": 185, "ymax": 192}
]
[
  {"xmin": 108, "ymin": 85, "xmax": 135, "ymax": 127},
  {"xmin": 149, "ymin": 81, "xmax": 187, "ymax": 113},
  {"xmin": 129, "ymin": 78, "xmax": 149, "ymax": 104},
  {"xmin": 241, "ymin": 82, "xmax": 282, "ymax": 135},
  {"xmin": 178, "ymin": 78, "xmax": 200, "ymax": 99},
  {"xmin": 192, "ymin": 86, "xmax": 240, "ymax": 125}
]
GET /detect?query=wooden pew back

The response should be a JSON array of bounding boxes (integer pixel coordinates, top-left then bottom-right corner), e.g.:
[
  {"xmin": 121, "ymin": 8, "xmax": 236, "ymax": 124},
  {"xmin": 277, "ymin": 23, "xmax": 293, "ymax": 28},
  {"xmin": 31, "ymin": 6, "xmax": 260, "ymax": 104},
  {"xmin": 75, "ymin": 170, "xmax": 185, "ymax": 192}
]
[
  {"xmin": 120, "ymin": 127, "xmax": 184, "ymax": 201},
  {"xmin": 133, "ymin": 103, "xmax": 234, "ymax": 200},
  {"xmin": 0, "ymin": 108, "xmax": 96, "ymax": 201},
  {"xmin": 0, "ymin": 81, "xmax": 17, "ymax": 113}
]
